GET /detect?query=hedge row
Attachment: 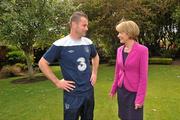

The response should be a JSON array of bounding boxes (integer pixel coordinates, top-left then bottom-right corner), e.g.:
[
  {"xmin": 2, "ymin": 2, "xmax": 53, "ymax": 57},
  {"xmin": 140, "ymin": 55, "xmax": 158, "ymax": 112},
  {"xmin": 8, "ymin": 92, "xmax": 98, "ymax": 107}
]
[
  {"xmin": 149, "ymin": 58, "xmax": 173, "ymax": 65},
  {"xmin": 108, "ymin": 57, "xmax": 173, "ymax": 65}
]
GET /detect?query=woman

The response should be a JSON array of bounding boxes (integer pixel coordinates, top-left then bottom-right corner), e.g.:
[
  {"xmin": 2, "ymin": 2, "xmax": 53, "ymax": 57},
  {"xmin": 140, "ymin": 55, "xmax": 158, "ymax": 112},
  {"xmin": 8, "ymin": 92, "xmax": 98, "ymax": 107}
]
[{"xmin": 109, "ymin": 20, "xmax": 148, "ymax": 120}]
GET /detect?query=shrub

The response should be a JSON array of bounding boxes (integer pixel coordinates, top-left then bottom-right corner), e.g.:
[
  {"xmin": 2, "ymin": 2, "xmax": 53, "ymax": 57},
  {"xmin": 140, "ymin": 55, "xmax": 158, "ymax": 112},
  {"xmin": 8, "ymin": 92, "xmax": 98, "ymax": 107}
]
[
  {"xmin": 0, "ymin": 46, "xmax": 8, "ymax": 69},
  {"xmin": 108, "ymin": 59, "xmax": 116, "ymax": 66},
  {"xmin": 15, "ymin": 63, "xmax": 27, "ymax": 71},
  {"xmin": 149, "ymin": 57, "xmax": 173, "ymax": 65},
  {"xmin": 0, "ymin": 63, "xmax": 27, "ymax": 78},
  {"xmin": 6, "ymin": 50, "xmax": 26, "ymax": 65},
  {"xmin": 0, "ymin": 65, "xmax": 20, "ymax": 77},
  {"xmin": 108, "ymin": 57, "xmax": 173, "ymax": 66},
  {"xmin": 160, "ymin": 49, "xmax": 178, "ymax": 59}
]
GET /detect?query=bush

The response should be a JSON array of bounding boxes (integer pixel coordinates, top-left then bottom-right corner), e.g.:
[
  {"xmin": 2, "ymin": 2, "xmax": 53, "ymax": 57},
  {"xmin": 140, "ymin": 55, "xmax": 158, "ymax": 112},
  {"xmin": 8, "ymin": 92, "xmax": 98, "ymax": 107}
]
[
  {"xmin": 15, "ymin": 63, "xmax": 27, "ymax": 71},
  {"xmin": 108, "ymin": 58, "xmax": 173, "ymax": 66},
  {"xmin": 108, "ymin": 59, "xmax": 116, "ymax": 66},
  {"xmin": 0, "ymin": 65, "xmax": 20, "ymax": 78},
  {"xmin": 149, "ymin": 57, "xmax": 173, "ymax": 65},
  {"xmin": 7, "ymin": 51, "xmax": 26, "ymax": 65},
  {"xmin": 160, "ymin": 49, "xmax": 178, "ymax": 59},
  {"xmin": 0, "ymin": 63, "xmax": 27, "ymax": 78},
  {"xmin": 0, "ymin": 46, "xmax": 8, "ymax": 69}
]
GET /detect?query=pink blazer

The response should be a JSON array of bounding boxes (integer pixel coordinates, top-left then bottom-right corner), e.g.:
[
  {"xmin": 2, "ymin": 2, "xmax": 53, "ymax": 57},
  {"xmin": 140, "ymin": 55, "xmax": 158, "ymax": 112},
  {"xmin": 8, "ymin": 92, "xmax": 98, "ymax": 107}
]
[{"xmin": 110, "ymin": 42, "xmax": 149, "ymax": 105}]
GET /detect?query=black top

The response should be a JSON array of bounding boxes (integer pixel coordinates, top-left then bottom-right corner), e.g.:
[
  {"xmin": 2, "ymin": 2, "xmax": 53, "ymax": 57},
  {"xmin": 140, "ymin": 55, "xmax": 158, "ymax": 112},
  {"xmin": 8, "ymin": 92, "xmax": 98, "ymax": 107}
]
[{"xmin": 122, "ymin": 47, "xmax": 128, "ymax": 65}]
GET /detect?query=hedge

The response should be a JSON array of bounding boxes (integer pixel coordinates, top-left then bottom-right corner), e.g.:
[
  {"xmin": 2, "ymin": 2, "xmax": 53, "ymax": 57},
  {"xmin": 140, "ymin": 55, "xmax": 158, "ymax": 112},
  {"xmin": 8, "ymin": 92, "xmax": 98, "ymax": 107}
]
[
  {"xmin": 108, "ymin": 57, "xmax": 173, "ymax": 65},
  {"xmin": 149, "ymin": 57, "xmax": 173, "ymax": 65}
]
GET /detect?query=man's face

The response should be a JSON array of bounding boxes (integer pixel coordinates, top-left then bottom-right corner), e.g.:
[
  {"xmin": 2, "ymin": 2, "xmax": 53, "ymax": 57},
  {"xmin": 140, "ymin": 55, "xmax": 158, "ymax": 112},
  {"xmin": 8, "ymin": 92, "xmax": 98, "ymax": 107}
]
[{"xmin": 72, "ymin": 17, "xmax": 88, "ymax": 37}]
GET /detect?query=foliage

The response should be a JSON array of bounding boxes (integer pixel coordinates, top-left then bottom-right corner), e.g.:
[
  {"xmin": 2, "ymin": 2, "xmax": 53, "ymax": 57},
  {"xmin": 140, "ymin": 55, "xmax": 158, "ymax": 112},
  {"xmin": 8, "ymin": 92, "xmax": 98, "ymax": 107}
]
[
  {"xmin": 0, "ymin": 0, "xmax": 179, "ymax": 78},
  {"xmin": 159, "ymin": 48, "xmax": 178, "ymax": 58},
  {"xmin": 6, "ymin": 46, "xmax": 26, "ymax": 64},
  {"xmin": 0, "ymin": 63, "xmax": 27, "ymax": 78},
  {"xmin": 108, "ymin": 59, "xmax": 116, "ymax": 66},
  {"xmin": 149, "ymin": 57, "xmax": 173, "ymax": 65},
  {"xmin": 0, "ymin": 0, "xmax": 77, "ymax": 78},
  {"xmin": 74, "ymin": 0, "xmax": 180, "ymax": 58},
  {"xmin": 15, "ymin": 63, "xmax": 27, "ymax": 71},
  {"xmin": 172, "ymin": 5, "xmax": 180, "ymax": 49}
]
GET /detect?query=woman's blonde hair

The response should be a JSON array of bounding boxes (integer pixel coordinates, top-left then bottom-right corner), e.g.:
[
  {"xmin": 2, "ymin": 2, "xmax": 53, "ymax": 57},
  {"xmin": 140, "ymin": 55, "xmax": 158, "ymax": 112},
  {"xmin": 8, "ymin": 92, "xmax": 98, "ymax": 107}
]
[{"xmin": 116, "ymin": 20, "xmax": 140, "ymax": 40}]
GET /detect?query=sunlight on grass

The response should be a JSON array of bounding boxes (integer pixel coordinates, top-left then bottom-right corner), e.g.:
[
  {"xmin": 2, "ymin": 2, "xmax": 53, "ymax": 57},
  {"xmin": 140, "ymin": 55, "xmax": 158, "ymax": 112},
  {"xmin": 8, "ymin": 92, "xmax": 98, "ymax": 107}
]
[{"xmin": 0, "ymin": 64, "xmax": 180, "ymax": 120}]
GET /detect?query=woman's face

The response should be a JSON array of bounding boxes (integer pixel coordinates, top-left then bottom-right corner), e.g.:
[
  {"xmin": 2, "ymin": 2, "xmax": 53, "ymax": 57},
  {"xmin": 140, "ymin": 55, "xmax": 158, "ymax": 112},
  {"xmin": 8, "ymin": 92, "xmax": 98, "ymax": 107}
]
[{"xmin": 117, "ymin": 32, "xmax": 129, "ymax": 44}]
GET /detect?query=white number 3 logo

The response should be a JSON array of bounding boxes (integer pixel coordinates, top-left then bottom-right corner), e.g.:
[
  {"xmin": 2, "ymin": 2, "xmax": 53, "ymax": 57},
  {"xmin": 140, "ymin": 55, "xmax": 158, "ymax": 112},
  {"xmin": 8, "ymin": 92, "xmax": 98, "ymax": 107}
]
[{"xmin": 77, "ymin": 57, "xmax": 87, "ymax": 71}]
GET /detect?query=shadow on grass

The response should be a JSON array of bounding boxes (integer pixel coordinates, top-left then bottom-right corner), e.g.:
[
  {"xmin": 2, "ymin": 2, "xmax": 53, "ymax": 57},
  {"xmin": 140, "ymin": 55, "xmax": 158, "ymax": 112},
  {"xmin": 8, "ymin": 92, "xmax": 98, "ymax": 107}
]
[{"xmin": 11, "ymin": 75, "xmax": 48, "ymax": 84}]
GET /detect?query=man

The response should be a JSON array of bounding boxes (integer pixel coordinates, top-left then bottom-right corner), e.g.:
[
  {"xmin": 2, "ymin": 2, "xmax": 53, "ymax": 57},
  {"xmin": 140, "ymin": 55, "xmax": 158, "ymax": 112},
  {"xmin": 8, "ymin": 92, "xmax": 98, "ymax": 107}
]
[{"xmin": 38, "ymin": 11, "xmax": 99, "ymax": 120}]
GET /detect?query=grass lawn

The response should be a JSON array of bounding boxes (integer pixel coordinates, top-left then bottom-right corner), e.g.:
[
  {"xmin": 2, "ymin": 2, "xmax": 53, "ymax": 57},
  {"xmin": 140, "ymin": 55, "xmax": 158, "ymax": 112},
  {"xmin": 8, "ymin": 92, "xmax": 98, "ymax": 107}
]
[{"xmin": 0, "ymin": 64, "xmax": 180, "ymax": 120}]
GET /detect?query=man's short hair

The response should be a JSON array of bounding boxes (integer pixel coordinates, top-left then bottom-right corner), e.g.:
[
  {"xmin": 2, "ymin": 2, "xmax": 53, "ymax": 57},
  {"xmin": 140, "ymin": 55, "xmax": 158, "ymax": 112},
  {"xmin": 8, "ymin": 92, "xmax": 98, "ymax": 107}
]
[{"xmin": 69, "ymin": 11, "xmax": 88, "ymax": 25}]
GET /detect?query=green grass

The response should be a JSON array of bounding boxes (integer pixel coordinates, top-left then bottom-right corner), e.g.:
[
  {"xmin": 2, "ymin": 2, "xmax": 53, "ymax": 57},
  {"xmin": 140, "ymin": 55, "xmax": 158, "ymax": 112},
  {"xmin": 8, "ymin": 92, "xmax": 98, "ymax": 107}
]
[{"xmin": 0, "ymin": 64, "xmax": 180, "ymax": 120}]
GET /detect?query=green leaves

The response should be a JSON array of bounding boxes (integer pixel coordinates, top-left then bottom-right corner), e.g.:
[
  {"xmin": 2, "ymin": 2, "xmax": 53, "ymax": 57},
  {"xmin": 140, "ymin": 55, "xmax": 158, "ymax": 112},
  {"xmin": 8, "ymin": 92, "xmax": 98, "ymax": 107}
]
[
  {"xmin": 0, "ymin": 0, "xmax": 76, "ymax": 49},
  {"xmin": 0, "ymin": 0, "xmax": 77, "ymax": 78},
  {"xmin": 74, "ymin": 0, "xmax": 180, "ymax": 58}
]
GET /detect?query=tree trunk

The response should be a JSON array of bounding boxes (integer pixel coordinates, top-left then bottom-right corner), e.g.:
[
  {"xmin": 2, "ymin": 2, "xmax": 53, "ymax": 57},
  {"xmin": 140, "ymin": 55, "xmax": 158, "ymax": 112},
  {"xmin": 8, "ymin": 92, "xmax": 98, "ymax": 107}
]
[{"xmin": 24, "ymin": 51, "xmax": 34, "ymax": 79}]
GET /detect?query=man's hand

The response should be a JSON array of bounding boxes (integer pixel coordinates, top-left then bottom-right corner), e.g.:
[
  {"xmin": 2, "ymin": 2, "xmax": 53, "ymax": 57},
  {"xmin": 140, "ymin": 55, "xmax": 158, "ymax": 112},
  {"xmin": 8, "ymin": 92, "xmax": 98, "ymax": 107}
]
[
  {"xmin": 55, "ymin": 79, "xmax": 75, "ymax": 92},
  {"xmin": 91, "ymin": 53, "xmax": 99, "ymax": 86},
  {"xmin": 90, "ymin": 73, "xmax": 97, "ymax": 86}
]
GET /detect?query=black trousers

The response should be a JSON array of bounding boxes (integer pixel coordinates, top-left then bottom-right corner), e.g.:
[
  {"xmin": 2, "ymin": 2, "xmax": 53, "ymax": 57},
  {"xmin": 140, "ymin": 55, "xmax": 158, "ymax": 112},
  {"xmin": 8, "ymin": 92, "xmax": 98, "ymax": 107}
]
[
  {"xmin": 63, "ymin": 89, "xmax": 94, "ymax": 120},
  {"xmin": 117, "ymin": 85, "xmax": 143, "ymax": 120}
]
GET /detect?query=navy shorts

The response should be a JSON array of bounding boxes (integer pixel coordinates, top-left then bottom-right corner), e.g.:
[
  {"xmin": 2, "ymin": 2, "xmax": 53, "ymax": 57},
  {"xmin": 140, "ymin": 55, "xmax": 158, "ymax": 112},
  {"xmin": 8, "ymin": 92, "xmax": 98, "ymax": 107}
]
[{"xmin": 63, "ymin": 89, "xmax": 94, "ymax": 120}]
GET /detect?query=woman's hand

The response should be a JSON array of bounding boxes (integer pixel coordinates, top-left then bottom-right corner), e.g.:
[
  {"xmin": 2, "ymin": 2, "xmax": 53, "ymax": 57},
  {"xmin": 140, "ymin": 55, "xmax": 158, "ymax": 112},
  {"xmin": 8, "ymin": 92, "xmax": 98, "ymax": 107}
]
[{"xmin": 135, "ymin": 104, "xmax": 143, "ymax": 110}]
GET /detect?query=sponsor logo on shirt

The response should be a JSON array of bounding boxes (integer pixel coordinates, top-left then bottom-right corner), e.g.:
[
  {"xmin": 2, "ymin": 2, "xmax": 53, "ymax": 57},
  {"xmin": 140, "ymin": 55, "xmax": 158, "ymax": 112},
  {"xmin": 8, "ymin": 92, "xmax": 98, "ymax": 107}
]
[
  {"xmin": 65, "ymin": 103, "xmax": 70, "ymax": 110},
  {"xmin": 68, "ymin": 50, "xmax": 75, "ymax": 53},
  {"xmin": 84, "ymin": 46, "xmax": 89, "ymax": 53}
]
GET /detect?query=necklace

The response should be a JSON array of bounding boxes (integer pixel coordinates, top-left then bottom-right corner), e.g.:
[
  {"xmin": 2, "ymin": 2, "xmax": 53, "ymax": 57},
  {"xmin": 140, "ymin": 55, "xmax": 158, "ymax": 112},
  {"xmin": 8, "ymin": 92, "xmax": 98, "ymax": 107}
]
[{"xmin": 124, "ymin": 47, "xmax": 131, "ymax": 53}]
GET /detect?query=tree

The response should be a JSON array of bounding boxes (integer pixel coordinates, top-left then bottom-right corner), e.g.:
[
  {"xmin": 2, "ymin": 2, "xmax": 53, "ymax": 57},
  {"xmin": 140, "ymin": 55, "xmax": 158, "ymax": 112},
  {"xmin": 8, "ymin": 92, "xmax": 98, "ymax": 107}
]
[
  {"xmin": 74, "ymin": 0, "xmax": 180, "ymax": 58},
  {"xmin": 173, "ymin": 5, "xmax": 180, "ymax": 46},
  {"xmin": 0, "ymin": 0, "xmax": 76, "ymax": 79}
]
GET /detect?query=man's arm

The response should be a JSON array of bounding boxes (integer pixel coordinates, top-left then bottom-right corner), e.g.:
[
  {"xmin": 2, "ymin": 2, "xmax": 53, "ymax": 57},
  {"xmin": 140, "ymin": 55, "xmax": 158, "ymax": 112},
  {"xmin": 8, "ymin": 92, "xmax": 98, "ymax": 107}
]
[
  {"xmin": 38, "ymin": 57, "xmax": 75, "ymax": 92},
  {"xmin": 90, "ymin": 53, "xmax": 99, "ymax": 86}
]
